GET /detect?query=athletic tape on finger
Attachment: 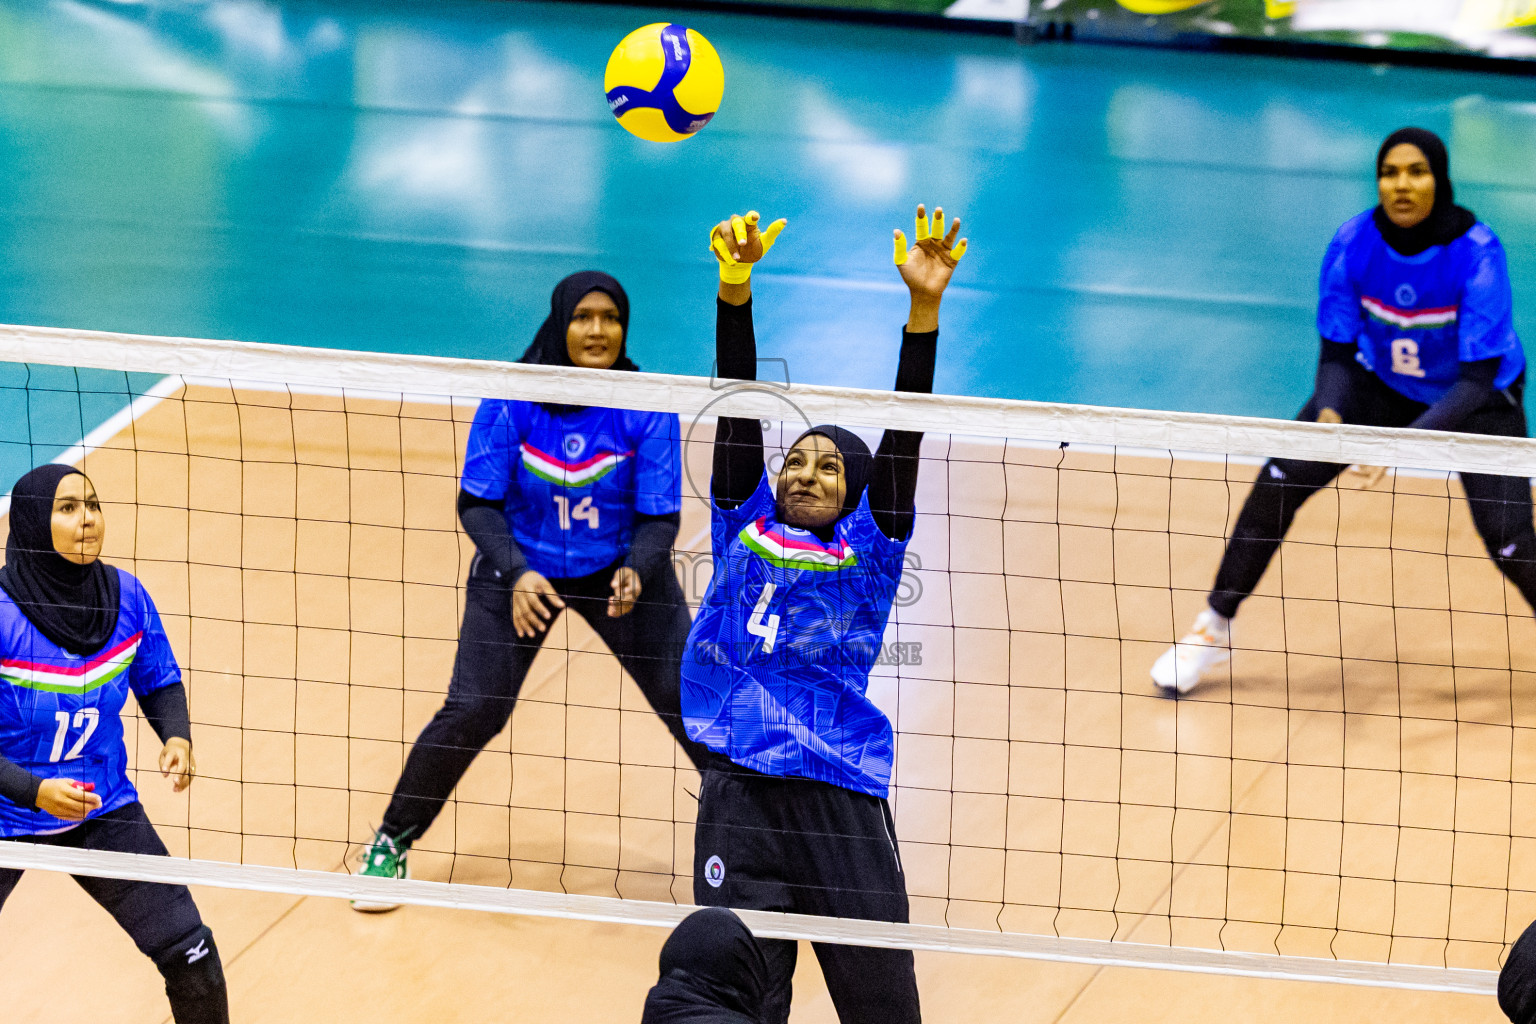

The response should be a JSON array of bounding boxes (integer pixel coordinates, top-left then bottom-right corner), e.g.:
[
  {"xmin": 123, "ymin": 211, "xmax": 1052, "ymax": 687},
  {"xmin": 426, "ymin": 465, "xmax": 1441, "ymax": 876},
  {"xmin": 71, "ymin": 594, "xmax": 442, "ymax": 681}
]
[
  {"xmin": 760, "ymin": 218, "xmax": 786, "ymax": 254},
  {"xmin": 894, "ymin": 231, "xmax": 909, "ymax": 266}
]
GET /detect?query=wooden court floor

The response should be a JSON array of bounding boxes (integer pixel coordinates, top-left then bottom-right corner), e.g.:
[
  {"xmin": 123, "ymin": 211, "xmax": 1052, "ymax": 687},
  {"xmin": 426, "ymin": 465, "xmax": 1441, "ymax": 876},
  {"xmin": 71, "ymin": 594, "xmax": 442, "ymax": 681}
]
[{"xmin": 2, "ymin": 382, "xmax": 1534, "ymax": 1020}]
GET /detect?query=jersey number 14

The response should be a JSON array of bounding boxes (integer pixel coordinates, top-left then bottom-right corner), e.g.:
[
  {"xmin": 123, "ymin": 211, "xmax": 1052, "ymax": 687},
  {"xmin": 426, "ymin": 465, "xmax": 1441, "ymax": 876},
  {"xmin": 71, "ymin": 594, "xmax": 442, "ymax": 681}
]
[{"xmin": 553, "ymin": 494, "xmax": 600, "ymax": 530}]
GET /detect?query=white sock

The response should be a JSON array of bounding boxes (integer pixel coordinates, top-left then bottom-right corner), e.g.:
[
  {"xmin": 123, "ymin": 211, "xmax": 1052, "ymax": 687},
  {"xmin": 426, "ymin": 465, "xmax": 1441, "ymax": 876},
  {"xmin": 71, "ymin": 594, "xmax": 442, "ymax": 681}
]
[{"xmin": 1192, "ymin": 607, "xmax": 1231, "ymax": 642}]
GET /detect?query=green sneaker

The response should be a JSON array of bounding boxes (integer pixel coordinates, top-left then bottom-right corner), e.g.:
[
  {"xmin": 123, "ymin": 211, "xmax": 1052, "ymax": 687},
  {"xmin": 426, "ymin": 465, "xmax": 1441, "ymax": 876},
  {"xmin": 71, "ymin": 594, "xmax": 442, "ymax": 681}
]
[{"xmin": 350, "ymin": 829, "xmax": 408, "ymax": 913}]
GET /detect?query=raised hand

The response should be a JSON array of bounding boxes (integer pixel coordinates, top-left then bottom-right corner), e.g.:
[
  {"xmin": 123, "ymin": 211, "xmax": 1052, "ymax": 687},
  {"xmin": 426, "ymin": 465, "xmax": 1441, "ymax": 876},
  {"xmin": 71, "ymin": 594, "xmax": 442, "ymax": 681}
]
[
  {"xmin": 710, "ymin": 210, "xmax": 787, "ymax": 269},
  {"xmin": 894, "ymin": 204, "xmax": 967, "ymax": 301}
]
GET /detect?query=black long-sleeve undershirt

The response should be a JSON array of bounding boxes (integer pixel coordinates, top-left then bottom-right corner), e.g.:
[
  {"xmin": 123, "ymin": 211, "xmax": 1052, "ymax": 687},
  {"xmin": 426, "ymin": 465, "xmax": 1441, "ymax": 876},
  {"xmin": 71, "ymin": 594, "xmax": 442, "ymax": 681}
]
[
  {"xmin": 0, "ymin": 754, "xmax": 40, "ymax": 811},
  {"xmin": 458, "ymin": 490, "xmax": 529, "ymax": 582},
  {"xmin": 1315, "ymin": 337, "xmax": 1501, "ymax": 433},
  {"xmin": 1314, "ymin": 338, "xmax": 1357, "ymax": 416},
  {"xmin": 141, "ymin": 682, "xmax": 192, "ymax": 744},
  {"xmin": 0, "ymin": 682, "xmax": 191, "ymax": 811},
  {"xmin": 712, "ymin": 297, "xmax": 935, "ymax": 542},
  {"xmin": 1411, "ymin": 357, "xmax": 1501, "ymax": 431},
  {"xmin": 458, "ymin": 490, "xmax": 679, "ymax": 584}
]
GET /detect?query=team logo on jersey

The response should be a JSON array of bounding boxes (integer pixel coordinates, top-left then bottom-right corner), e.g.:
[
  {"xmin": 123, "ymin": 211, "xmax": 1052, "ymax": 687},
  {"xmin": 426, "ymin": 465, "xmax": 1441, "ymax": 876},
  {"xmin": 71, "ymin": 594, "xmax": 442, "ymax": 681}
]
[
  {"xmin": 563, "ymin": 434, "xmax": 586, "ymax": 460},
  {"xmin": 739, "ymin": 518, "xmax": 858, "ymax": 571},
  {"xmin": 519, "ymin": 442, "xmax": 631, "ymax": 487},
  {"xmin": 705, "ymin": 855, "xmax": 726, "ymax": 888},
  {"xmin": 1360, "ymin": 295, "xmax": 1458, "ymax": 330},
  {"xmin": 1395, "ymin": 284, "xmax": 1417, "ymax": 307},
  {"xmin": 0, "ymin": 633, "xmax": 142, "ymax": 694}
]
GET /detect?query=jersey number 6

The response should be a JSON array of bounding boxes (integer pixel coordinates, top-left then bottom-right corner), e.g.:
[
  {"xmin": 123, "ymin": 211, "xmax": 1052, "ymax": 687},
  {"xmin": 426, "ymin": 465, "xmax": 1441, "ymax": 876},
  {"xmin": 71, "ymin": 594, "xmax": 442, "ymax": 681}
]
[
  {"xmin": 553, "ymin": 494, "xmax": 600, "ymax": 530},
  {"xmin": 49, "ymin": 707, "xmax": 100, "ymax": 763},
  {"xmin": 747, "ymin": 582, "xmax": 780, "ymax": 654}
]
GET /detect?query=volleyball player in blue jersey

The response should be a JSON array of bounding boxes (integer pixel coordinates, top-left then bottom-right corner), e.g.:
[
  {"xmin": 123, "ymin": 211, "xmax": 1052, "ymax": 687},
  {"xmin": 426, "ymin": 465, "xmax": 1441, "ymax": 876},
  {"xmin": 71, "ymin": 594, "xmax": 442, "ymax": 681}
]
[
  {"xmin": 354, "ymin": 271, "xmax": 707, "ymax": 908},
  {"xmin": 1155, "ymin": 127, "xmax": 1535, "ymax": 693},
  {"xmin": 683, "ymin": 205, "xmax": 967, "ymax": 1024},
  {"xmin": 0, "ymin": 465, "xmax": 227, "ymax": 1023}
]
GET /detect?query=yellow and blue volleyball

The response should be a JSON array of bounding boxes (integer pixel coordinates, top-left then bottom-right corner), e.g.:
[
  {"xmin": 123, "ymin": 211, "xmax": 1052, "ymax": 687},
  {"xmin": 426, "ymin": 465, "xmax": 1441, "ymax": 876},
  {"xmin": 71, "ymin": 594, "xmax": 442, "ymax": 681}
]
[{"xmin": 604, "ymin": 23, "xmax": 724, "ymax": 143}]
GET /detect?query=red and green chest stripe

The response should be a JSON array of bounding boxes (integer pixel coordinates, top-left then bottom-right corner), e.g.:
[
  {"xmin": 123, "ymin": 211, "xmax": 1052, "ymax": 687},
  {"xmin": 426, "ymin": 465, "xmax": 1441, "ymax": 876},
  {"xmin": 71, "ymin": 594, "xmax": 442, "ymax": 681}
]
[
  {"xmin": 519, "ymin": 443, "xmax": 632, "ymax": 487},
  {"xmin": 1361, "ymin": 296, "xmax": 1458, "ymax": 330},
  {"xmin": 739, "ymin": 518, "xmax": 857, "ymax": 571},
  {"xmin": 0, "ymin": 633, "xmax": 142, "ymax": 694}
]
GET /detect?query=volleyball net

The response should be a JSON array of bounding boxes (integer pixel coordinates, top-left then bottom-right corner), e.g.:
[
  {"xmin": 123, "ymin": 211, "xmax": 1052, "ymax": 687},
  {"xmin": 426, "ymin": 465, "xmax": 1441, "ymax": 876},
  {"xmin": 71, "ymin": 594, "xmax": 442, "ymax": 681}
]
[{"xmin": 1, "ymin": 321, "xmax": 1533, "ymax": 995}]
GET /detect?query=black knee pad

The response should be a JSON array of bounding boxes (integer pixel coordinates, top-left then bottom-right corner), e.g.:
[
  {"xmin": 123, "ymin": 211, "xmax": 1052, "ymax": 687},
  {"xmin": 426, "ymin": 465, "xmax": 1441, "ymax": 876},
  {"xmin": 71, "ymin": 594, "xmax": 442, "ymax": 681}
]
[{"xmin": 153, "ymin": 924, "xmax": 229, "ymax": 1024}]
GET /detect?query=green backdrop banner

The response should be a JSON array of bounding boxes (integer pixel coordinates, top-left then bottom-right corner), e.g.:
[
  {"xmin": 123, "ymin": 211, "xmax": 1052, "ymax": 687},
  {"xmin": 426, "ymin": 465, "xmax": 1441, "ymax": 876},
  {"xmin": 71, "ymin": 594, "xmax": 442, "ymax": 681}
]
[{"xmin": 731, "ymin": 0, "xmax": 1536, "ymax": 60}]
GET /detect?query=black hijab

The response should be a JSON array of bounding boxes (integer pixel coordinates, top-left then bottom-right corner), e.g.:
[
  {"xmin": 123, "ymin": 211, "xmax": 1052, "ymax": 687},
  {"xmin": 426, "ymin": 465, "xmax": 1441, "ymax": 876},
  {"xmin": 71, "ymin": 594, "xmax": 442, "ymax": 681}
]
[
  {"xmin": 519, "ymin": 271, "xmax": 637, "ymax": 415},
  {"xmin": 1503, "ymin": 919, "xmax": 1536, "ymax": 1024},
  {"xmin": 0, "ymin": 465, "xmax": 120, "ymax": 657},
  {"xmin": 640, "ymin": 908, "xmax": 767, "ymax": 1024},
  {"xmin": 785, "ymin": 424, "xmax": 872, "ymax": 523},
  {"xmin": 1373, "ymin": 127, "xmax": 1477, "ymax": 257}
]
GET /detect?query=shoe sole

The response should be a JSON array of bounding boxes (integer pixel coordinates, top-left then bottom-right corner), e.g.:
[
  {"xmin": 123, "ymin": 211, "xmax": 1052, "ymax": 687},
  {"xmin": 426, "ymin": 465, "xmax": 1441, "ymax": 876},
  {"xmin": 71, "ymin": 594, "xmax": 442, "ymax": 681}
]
[{"xmin": 350, "ymin": 899, "xmax": 402, "ymax": 913}]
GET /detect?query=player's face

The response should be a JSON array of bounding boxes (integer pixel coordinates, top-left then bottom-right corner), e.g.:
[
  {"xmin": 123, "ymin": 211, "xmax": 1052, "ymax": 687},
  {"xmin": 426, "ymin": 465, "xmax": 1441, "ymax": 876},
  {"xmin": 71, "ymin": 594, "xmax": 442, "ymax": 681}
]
[
  {"xmin": 1378, "ymin": 143, "xmax": 1436, "ymax": 230},
  {"xmin": 565, "ymin": 290, "xmax": 625, "ymax": 369},
  {"xmin": 51, "ymin": 474, "xmax": 104, "ymax": 565},
  {"xmin": 776, "ymin": 433, "xmax": 846, "ymax": 530}
]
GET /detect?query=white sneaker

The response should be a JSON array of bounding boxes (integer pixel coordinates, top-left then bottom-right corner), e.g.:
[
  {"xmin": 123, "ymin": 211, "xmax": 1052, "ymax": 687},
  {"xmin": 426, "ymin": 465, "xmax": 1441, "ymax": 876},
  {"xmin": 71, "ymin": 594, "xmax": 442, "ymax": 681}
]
[{"xmin": 1151, "ymin": 609, "xmax": 1231, "ymax": 695}]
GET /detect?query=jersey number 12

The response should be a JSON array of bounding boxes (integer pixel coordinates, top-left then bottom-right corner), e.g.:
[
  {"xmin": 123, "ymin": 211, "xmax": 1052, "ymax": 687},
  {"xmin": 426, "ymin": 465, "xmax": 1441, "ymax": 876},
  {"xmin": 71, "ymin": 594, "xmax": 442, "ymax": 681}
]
[
  {"xmin": 50, "ymin": 708, "xmax": 100, "ymax": 763},
  {"xmin": 747, "ymin": 582, "xmax": 780, "ymax": 654},
  {"xmin": 553, "ymin": 494, "xmax": 600, "ymax": 530}
]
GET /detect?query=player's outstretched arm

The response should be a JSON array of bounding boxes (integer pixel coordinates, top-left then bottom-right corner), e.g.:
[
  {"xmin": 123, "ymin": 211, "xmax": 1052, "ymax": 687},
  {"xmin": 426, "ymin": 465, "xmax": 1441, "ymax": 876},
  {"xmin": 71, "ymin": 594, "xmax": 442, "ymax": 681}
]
[
  {"xmin": 871, "ymin": 203, "xmax": 969, "ymax": 541},
  {"xmin": 893, "ymin": 203, "xmax": 966, "ymax": 333},
  {"xmin": 710, "ymin": 210, "xmax": 785, "ymax": 509}
]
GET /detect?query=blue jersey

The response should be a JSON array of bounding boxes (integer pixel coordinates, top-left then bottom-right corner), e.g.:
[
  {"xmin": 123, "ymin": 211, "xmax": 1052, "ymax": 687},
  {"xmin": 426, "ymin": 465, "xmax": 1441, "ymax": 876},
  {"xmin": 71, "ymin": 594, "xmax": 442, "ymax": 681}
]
[
  {"xmin": 1318, "ymin": 210, "xmax": 1523, "ymax": 405},
  {"xmin": 0, "ymin": 571, "xmax": 181, "ymax": 837},
  {"xmin": 461, "ymin": 401, "xmax": 682, "ymax": 579},
  {"xmin": 682, "ymin": 473, "xmax": 909, "ymax": 798}
]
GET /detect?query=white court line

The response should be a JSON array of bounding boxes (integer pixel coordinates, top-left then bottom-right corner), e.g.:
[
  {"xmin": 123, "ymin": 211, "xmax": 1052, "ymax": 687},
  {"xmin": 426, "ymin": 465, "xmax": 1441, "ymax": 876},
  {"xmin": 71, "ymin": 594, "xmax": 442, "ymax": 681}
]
[{"xmin": 0, "ymin": 842, "xmax": 1497, "ymax": 995}]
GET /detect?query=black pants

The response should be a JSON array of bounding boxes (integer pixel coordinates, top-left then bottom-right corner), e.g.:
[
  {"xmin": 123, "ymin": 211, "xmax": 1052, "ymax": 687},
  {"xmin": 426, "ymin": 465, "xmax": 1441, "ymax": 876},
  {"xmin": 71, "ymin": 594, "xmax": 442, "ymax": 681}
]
[
  {"xmin": 693, "ymin": 769, "xmax": 921, "ymax": 1024},
  {"xmin": 1210, "ymin": 367, "xmax": 1536, "ymax": 619},
  {"xmin": 382, "ymin": 558, "xmax": 706, "ymax": 843},
  {"xmin": 0, "ymin": 802, "xmax": 229, "ymax": 1024}
]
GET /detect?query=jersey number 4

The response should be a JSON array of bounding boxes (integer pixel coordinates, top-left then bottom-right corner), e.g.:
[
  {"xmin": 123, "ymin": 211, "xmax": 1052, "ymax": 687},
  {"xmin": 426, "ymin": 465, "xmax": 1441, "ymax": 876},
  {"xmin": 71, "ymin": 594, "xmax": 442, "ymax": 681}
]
[
  {"xmin": 747, "ymin": 582, "xmax": 780, "ymax": 654},
  {"xmin": 552, "ymin": 494, "xmax": 600, "ymax": 530},
  {"xmin": 49, "ymin": 708, "xmax": 100, "ymax": 763}
]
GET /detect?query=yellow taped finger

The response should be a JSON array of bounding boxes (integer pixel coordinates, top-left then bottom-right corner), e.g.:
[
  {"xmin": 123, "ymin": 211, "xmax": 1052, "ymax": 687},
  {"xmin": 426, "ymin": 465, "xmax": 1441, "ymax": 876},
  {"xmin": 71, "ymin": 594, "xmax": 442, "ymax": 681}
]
[
  {"xmin": 760, "ymin": 218, "xmax": 787, "ymax": 252},
  {"xmin": 893, "ymin": 230, "xmax": 908, "ymax": 266},
  {"xmin": 731, "ymin": 215, "xmax": 747, "ymax": 246},
  {"xmin": 711, "ymin": 235, "xmax": 738, "ymax": 265},
  {"xmin": 931, "ymin": 209, "xmax": 945, "ymax": 241},
  {"xmin": 949, "ymin": 238, "xmax": 967, "ymax": 262},
  {"xmin": 914, "ymin": 212, "xmax": 930, "ymax": 242}
]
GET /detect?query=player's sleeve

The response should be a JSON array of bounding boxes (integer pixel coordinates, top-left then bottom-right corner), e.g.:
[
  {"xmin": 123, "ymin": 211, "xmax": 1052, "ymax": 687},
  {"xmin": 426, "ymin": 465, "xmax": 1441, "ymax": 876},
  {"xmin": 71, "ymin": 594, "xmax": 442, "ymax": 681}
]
[
  {"xmin": 632, "ymin": 411, "xmax": 683, "ymax": 516},
  {"xmin": 1316, "ymin": 222, "xmax": 1363, "ymax": 345},
  {"xmin": 128, "ymin": 583, "xmax": 182, "ymax": 699},
  {"xmin": 461, "ymin": 400, "xmax": 517, "ymax": 501},
  {"xmin": 1458, "ymin": 232, "xmax": 1519, "ymax": 363}
]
